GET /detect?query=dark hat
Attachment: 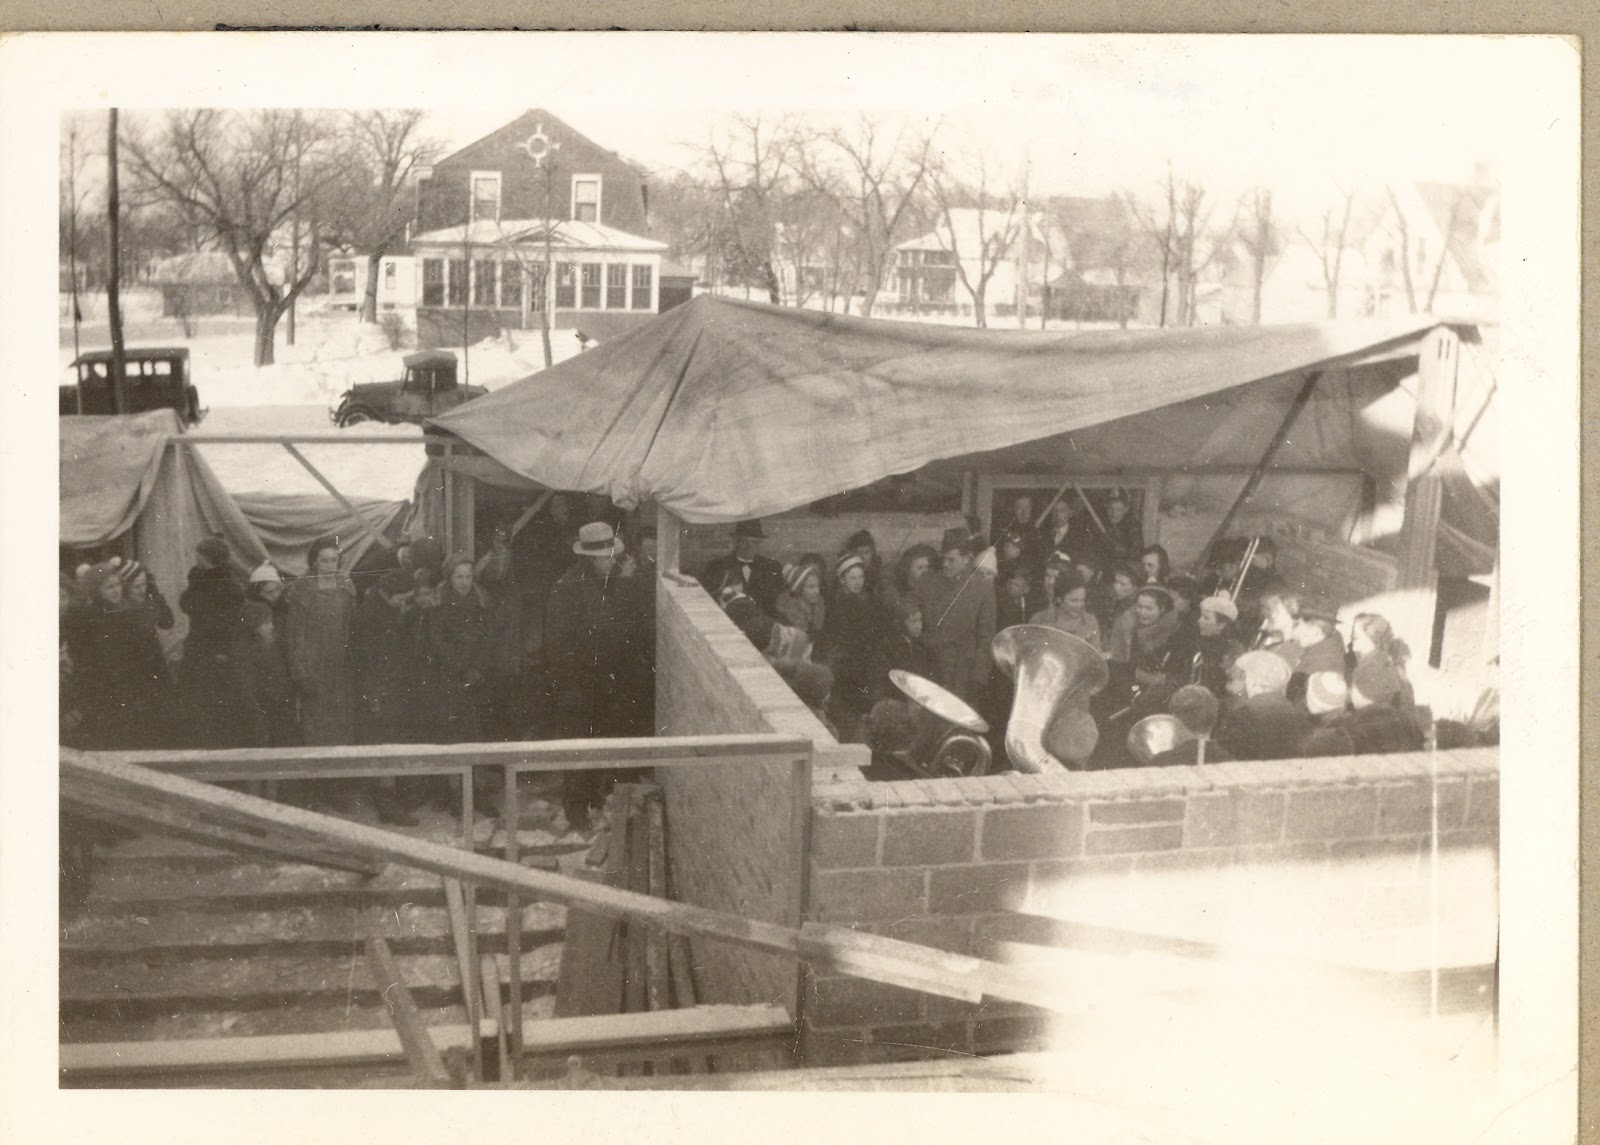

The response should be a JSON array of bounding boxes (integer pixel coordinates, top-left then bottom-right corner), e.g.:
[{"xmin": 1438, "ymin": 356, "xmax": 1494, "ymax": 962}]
[
  {"xmin": 408, "ymin": 536, "xmax": 444, "ymax": 572},
  {"xmin": 573, "ymin": 521, "xmax": 623, "ymax": 557},
  {"xmin": 939, "ymin": 527, "xmax": 974, "ymax": 555},
  {"xmin": 733, "ymin": 519, "xmax": 766, "ymax": 539},
  {"xmin": 196, "ymin": 536, "xmax": 230, "ymax": 566},
  {"xmin": 843, "ymin": 528, "xmax": 876, "ymax": 552},
  {"xmin": 1351, "ymin": 660, "xmax": 1403, "ymax": 706},
  {"xmin": 1297, "ymin": 602, "xmax": 1339, "ymax": 626}
]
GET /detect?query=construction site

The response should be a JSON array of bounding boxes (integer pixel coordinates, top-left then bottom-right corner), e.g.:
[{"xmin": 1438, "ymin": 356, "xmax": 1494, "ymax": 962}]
[{"xmin": 52, "ymin": 298, "xmax": 1507, "ymax": 1130}]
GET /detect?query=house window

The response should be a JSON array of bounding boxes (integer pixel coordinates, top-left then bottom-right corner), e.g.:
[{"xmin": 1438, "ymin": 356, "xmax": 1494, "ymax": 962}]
[
  {"xmin": 383, "ymin": 262, "xmax": 397, "ymax": 289},
  {"xmin": 631, "ymin": 264, "xmax": 653, "ymax": 310},
  {"xmin": 555, "ymin": 262, "xmax": 577, "ymax": 309},
  {"xmin": 474, "ymin": 259, "xmax": 498, "ymax": 307},
  {"xmin": 605, "ymin": 263, "xmax": 627, "ymax": 309},
  {"xmin": 572, "ymin": 176, "xmax": 601, "ymax": 224},
  {"xmin": 331, "ymin": 259, "xmax": 357, "ymax": 296},
  {"xmin": 447, "ymin": 259, "xmax": 468, "ymax": 307},
  {"xmin": 422, "ymin": 259, "xmax": 445, "ymax": 306},
  {"xmin": 470, "ymin": 172, "xmax": 501, "ymax": 223},
  {"xmin": 581, "ymin": 263, "xmax": 602, "ymax": 309},
  {"xmin": 500, "ymin": 261, "xmax": 523, "ymax": 310}
]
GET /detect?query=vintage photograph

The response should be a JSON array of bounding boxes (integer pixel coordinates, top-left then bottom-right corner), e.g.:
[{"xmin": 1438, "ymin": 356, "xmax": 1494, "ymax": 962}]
[{"xmin": 6, "ymin": 29, "xmax": 1578, "ymax": 1142}]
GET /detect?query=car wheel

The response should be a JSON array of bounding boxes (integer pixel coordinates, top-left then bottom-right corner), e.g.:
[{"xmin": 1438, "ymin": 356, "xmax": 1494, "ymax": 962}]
[{"xmin": 337, "ymin": 406, "xmax": 376, "ymax": 428}]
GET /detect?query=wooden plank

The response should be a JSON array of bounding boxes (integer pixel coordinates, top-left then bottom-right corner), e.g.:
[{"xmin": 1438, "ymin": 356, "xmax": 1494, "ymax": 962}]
[
  {"xmin": 60, "ymin": 790, "xmax": 383, "ymax": 876},
  {"xmin": 644, "ymin": 794, "xmax": 670, "ymax": 1013},
  {"xmin": 62, "ymin": 751, "xmax": 1075, "ymax": 1012},
  {"xmin": 655, "ymin": 503, "xmax": 683, "ymax": 576},
  {"xmin": 519, "ymin": 1003, "xmax": 792, "ymax": 1053},
  {"xmin": 87, "ymin": 733, "xmax": 811, "ymax": 781},
  {"xmin": 176, "ymin": 433, "xmax": 427, "ymax": 445},
  {"xmin": 554, "ymin": 867, "xmax": 628, "ymax": 1018},
  {"xmin": 365, "ymin": 936, "xmax": 454, "ymax": 1088},
  {"xmin": 508, "ymin": 490, "xmax": 553, "ymax": 541},
  {"xmin": 60, "ymin": 1025, "xmax": 479, "ymax": 1076},
  {"xmin": 442, "ymin": 878, "xmax": 483, "ymax": 1081},
  {"xmin": 623, "ymin": 790, "xmax": 651, "ymax": 1018},
  {"xmin": 281, "ymin": 441, "xmax": 396, "ymax": 551},
  {"xmin": 481, "ymin": 953, "xmax": 510, "ymax": 1080},
  {"xmin": 502, "ymin": 763, "xmax": 523, "ymax": 1061},
  {"xmin": 668, "ymin": 933, "xmax": 698, "ymax": 1009}
]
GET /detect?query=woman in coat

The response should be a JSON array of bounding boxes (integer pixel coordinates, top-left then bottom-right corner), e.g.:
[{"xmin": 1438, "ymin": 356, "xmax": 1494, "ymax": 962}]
[
  {"xmin": 284, "ymin": 535, "xmax": 357, "ymax": 746},
  {"xmin": 65, "ymin": 561, "xmax": 172, "ymax": 749},
  {"xmin": 178, "ymin": 537, "xmax": 251, "ymax": 749},
  {"xmin": 430, "ymin": 553, "xmax": 494, "ymax": 743},
  {"xmin": 822, "ymin": 554, "xmax": 890, "ymax": 738}
]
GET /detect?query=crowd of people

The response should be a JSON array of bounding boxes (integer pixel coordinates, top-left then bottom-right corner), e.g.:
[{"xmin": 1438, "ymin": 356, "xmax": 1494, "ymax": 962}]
[
  {"xmin": 696, "ymin": 491, "xmax": 1495, "ymax": 778},
  {"xmin": 60, "ymin": 493, "xmax": 656, "ymax": 827}
]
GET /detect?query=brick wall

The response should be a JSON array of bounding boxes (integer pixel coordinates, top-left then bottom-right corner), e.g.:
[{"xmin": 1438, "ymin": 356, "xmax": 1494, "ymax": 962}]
[
  {"xmin": 802, "ymin": 747, "xmax": 1498, "ymax": 1065},
  {"xmin": 653, "ymin": 576, "xmax": 868, "ymax": 1015}
]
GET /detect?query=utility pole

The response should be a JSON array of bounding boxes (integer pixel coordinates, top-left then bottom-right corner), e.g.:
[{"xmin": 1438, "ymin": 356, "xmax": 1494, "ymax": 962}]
[
  {"xmin": 67, "ymin": 120, "xmax": 83, "ymax": 367},
  {"xmin": 106, "ymin": 109, "xmax": 128, "ymax": 415},
  {"xmin": 540, "ymin": 160, "xmax": 555, "ymax": 369},
  {"xmin": 288, "ymin": 114, "xmax": 302, "ymax": 346}
]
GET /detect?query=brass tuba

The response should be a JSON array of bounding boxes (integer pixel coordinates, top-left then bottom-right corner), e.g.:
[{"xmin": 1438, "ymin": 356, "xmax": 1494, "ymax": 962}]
[
  {"xmin": 1125, "ymin": 714, "xmax": 1188, "ymax": 765},
  {"xmin": 991, "ymin": 625, "xmax": 1109, "ymax": 772},
  {"xmin": 887, "ymin": 670, "xmax": 993, "ymax": 779}
]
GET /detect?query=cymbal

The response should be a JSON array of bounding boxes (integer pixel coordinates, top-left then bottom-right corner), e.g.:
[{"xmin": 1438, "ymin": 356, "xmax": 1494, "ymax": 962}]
[
  {"xmin": 888, "ymin": 670, "xmax": 990, "ymax": 734},
  {"xmin": 1127, "ymin": 714, "xmax": 1187, "ymax": 763}
]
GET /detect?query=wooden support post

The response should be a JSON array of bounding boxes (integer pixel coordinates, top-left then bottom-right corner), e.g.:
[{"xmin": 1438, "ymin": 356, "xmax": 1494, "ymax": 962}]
[
  {"xmin": 1393, "ymin": 327, "xmax": 1459, "ymax": 662},
  {"xmin": 481, "ymin": 953, "xmax": 509, "ymax": 1081},
  {"xmin": 644, "ymin": 795, "xmax": 670, "ymax": 1014},
  {"xmin": 279, "ymin": 442, "xmax": 395, "ymax": 551},
  {"xmin": 442, "ymin": 878, "xmax": 483, "ymax": 1082},
  {"xmin": 509, "ymin": 489, "xmax": 553, "ymax": 540},
  {"xmin": 367, "ymin": 937, "xmax": 454, "ymax": 1088},
  {"xmin": 655, "ymin": 503, "xmax": 683, "ymax": 576},
  {"xmin": 502, "ymin": 763, "xmax": 523, "ymax": 1061}
]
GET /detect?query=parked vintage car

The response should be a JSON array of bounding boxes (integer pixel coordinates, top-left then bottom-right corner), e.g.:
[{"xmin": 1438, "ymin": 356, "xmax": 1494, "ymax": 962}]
[
  {"xmin": 329, "ymin": 350, "xmax": 487, "ymax": 427},
  {"xmin": 59, "ymin": 347, "xmax": 204, "ymax": 424}
]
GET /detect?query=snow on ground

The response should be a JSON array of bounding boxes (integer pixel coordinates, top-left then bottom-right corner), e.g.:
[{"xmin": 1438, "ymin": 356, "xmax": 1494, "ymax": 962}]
[{"xmin": 63, "ymin": 292, "xmax": 586, "ymax": 501}]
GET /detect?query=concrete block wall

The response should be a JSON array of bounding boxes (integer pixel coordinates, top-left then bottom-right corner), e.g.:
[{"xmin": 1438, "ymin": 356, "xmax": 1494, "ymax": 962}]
[
  {"xmin": 801, "ymin": 746, "xmax": 1499, "ymax": 1066},
  {"xmin": 653, "ymin": 575, "xmax": 868, "ymax": 1015}
]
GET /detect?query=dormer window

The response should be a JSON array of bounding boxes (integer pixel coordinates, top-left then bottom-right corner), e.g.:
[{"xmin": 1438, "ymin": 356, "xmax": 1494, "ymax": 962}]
[
  {"xmin": 572, "ymin": 176, "xmax": 601, "ymax": 224},
  {"xmin": 470, "ymin": 172, "xmax": 501, "ymax": 223}
]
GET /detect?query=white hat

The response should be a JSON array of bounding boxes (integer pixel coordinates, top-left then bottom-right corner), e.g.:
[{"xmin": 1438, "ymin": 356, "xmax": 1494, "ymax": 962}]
[
  {"xmin": 248, "ymin": 562, "xmax": 282, "ymax": 585},
  {"xmin": 573, "ymin": 521, "xmax": 624, "ymax": 557}
]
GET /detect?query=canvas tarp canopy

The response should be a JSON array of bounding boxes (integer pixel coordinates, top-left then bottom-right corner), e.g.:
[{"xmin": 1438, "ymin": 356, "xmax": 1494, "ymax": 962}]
[{"xmin": 61, "ymin": 411, "xmax": 406, "ymax": 650}]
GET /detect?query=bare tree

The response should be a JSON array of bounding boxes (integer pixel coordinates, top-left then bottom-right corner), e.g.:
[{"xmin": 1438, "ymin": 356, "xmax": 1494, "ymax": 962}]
[
  {"xmin": 698, "ymin": 115, "xmax": 800, "ymax": 304},
  {"xmin": 1382, "ymin": 185, "xmax": 1419, "ymax": 313},
  {"xmin": 1129, "ymin": 168, "xmax": 1230, "ymax": 326},
  {"xmin": 1422, "ymin": 190, "xmax": 1467, "ymax": 314},
  {"xmin": 1234, "ymin": 187, "xmax": 1284, "ymax": 325},
  {"xmin": 796, "ymin": 116, "xmax": 937, "ymax": 317},
  {"xmin": 123, "ymin": 109, "xmax": 343, "ymax": 366},
  {"xmin": 334, "ymin": 110, "xmax": 441, "ymax": 324},
  {"xmin": 1298, "ymin": 187, "xmax": 1358, "ymax": 320},
  {"xmin": 1125, "ymin": 173, "xmax": 1176, "ymax": 326},
  {"xmin": 928, "ymin": 149, "xmax": 1025, "ymax": 328}
]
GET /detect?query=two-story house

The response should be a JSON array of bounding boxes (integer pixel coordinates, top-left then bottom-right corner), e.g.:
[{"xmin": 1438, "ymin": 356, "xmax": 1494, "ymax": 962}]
[{"xmin": 401, "ymin": 110, "xmax": 675, "ymax": 348}]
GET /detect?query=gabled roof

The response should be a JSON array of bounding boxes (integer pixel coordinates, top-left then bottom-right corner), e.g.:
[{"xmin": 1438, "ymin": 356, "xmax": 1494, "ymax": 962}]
[{"xmin": 410, "ymin": 218, "xmax": 669, "ymax": 253}]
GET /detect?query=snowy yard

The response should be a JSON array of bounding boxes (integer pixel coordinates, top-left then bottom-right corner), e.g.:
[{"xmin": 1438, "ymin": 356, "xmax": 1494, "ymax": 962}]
[{"xmin": 63, "ymin": 291, "xmax": 587, "ymax": 501}]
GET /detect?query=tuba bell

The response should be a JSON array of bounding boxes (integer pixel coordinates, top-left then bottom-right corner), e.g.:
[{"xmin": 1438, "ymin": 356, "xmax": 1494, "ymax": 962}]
[
  {"xmin": 1125, "ymin": 714, "xmax": 1187, "ymax": 765},
  {"xmin": 886, "ymin": 669, "xmax": 993, "ymax": 779},
  {"xmin": 991, "ymin": 625, "xmax": 1109, "ymax": 772}
]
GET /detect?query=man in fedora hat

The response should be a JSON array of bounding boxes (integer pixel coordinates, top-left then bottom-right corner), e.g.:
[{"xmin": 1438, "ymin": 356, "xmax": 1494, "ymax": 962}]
[
  {"xmin": 543, "ymin": 522, "xmax": 654, "ymax": 830},
  {"xmin": 701, "ymin": 519, "xmax": 785, "ymax": 616}
]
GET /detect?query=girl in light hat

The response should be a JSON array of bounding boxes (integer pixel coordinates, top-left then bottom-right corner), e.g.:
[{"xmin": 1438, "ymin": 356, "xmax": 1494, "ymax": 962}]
[
  {"xmin": 821, "ymin": 552, "xmax": 890, "ymax": 739},
  {"xmin": 775, "ymin": 561, "xmax": 826, "ymax": 640}
]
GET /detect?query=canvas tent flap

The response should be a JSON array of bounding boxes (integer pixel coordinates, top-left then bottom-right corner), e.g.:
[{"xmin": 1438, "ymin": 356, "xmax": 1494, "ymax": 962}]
[
  {"xmin": 429, "ymin": 295, "xmax": 1443, "ymax": 524},
  {"xmin": 60, "ymin": 409, "xmax": 181, "ymax": 546},
  {"xmin": 231, "ymin": 492, "xmax": 408, "ymax": 577}
]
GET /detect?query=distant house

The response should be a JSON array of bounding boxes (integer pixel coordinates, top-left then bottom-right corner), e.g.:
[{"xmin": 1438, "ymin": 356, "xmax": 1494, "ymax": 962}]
[
  {"xmin": 148, "ymin": 251, "xmax": 285, "ymax": 319},
  {"xmin": 1365, "ymin": 175, "xmax": 1499, "ymax": 322},
  {"xmin": 405, "ymin": 110, "xmax": 675, "ymax": 348},
  {"xmin": 886, "ymin": 208, "xmax": 1075, "ymax": 325},
  {"xmin": 325, "ymin": 254, "xmax": 416, "ymax": 313}
]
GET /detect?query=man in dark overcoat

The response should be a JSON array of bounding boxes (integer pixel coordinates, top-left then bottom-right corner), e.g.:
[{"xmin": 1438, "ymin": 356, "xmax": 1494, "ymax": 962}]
[
  {"xmin": 914, "ymin": 529, "xmax": 997, "ymax": 710},
  {"xmin": 700, "ymin": 519, "xmax": 785, "ymax": 616}
]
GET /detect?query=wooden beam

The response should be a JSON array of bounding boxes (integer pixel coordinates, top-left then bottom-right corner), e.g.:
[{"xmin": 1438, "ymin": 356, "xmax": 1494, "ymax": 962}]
[
  {"xmin": 86, "ymin": 734, "xmax": 811, "ymax": 782},
  {"xmin": 442, "ymin": 877, "xmax": 484, "ymax": 1080},
  {"xmin": 508, "ymin": 490, "xmax": 553, "ymax": 540},
  {"xmin": 503, "ymin": 762, "xmax": 524, "ymax": 1061},
  {"xmin": 176, "ymin": 433, "xmax": 428, "ymax": 445},
  {"xmin": 519, "ymin": 1003, "xmax": 791, "ymax": 1053},
  {"xmin": 481, "ymin": 953, "xmax": 510, "ymax": 1079},
  {"xmin": 644, "ymin": 794, "xmax": 671, "ymax": 1013},
  {"xmin": 278, "ymin": 441, "xmax": 396, "ymax": 552},
  {"xmin": 655, "ymin": 503, "xmax": 683, "ymax": 576},
  {"xmin": 1199, "ymin": 370, "xmax": 1322, "ymax": 566},
  {"xmin": 366, "ymin": 936, "xmax": 454, "ymax": 1088},
  {"xmin": 59, "ymin": 1025, "xmax": 479, "ymax": 1076},
  {"xmin": 61, "ymin": 751, "xmax": 1081, "ymax": 1012}
]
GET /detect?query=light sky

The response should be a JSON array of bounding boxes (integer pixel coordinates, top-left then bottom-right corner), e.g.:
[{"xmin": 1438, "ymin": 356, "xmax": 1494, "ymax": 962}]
[{"xmin": 417, "ymin": 36, "xmax": 1515, "ymax": 219}]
